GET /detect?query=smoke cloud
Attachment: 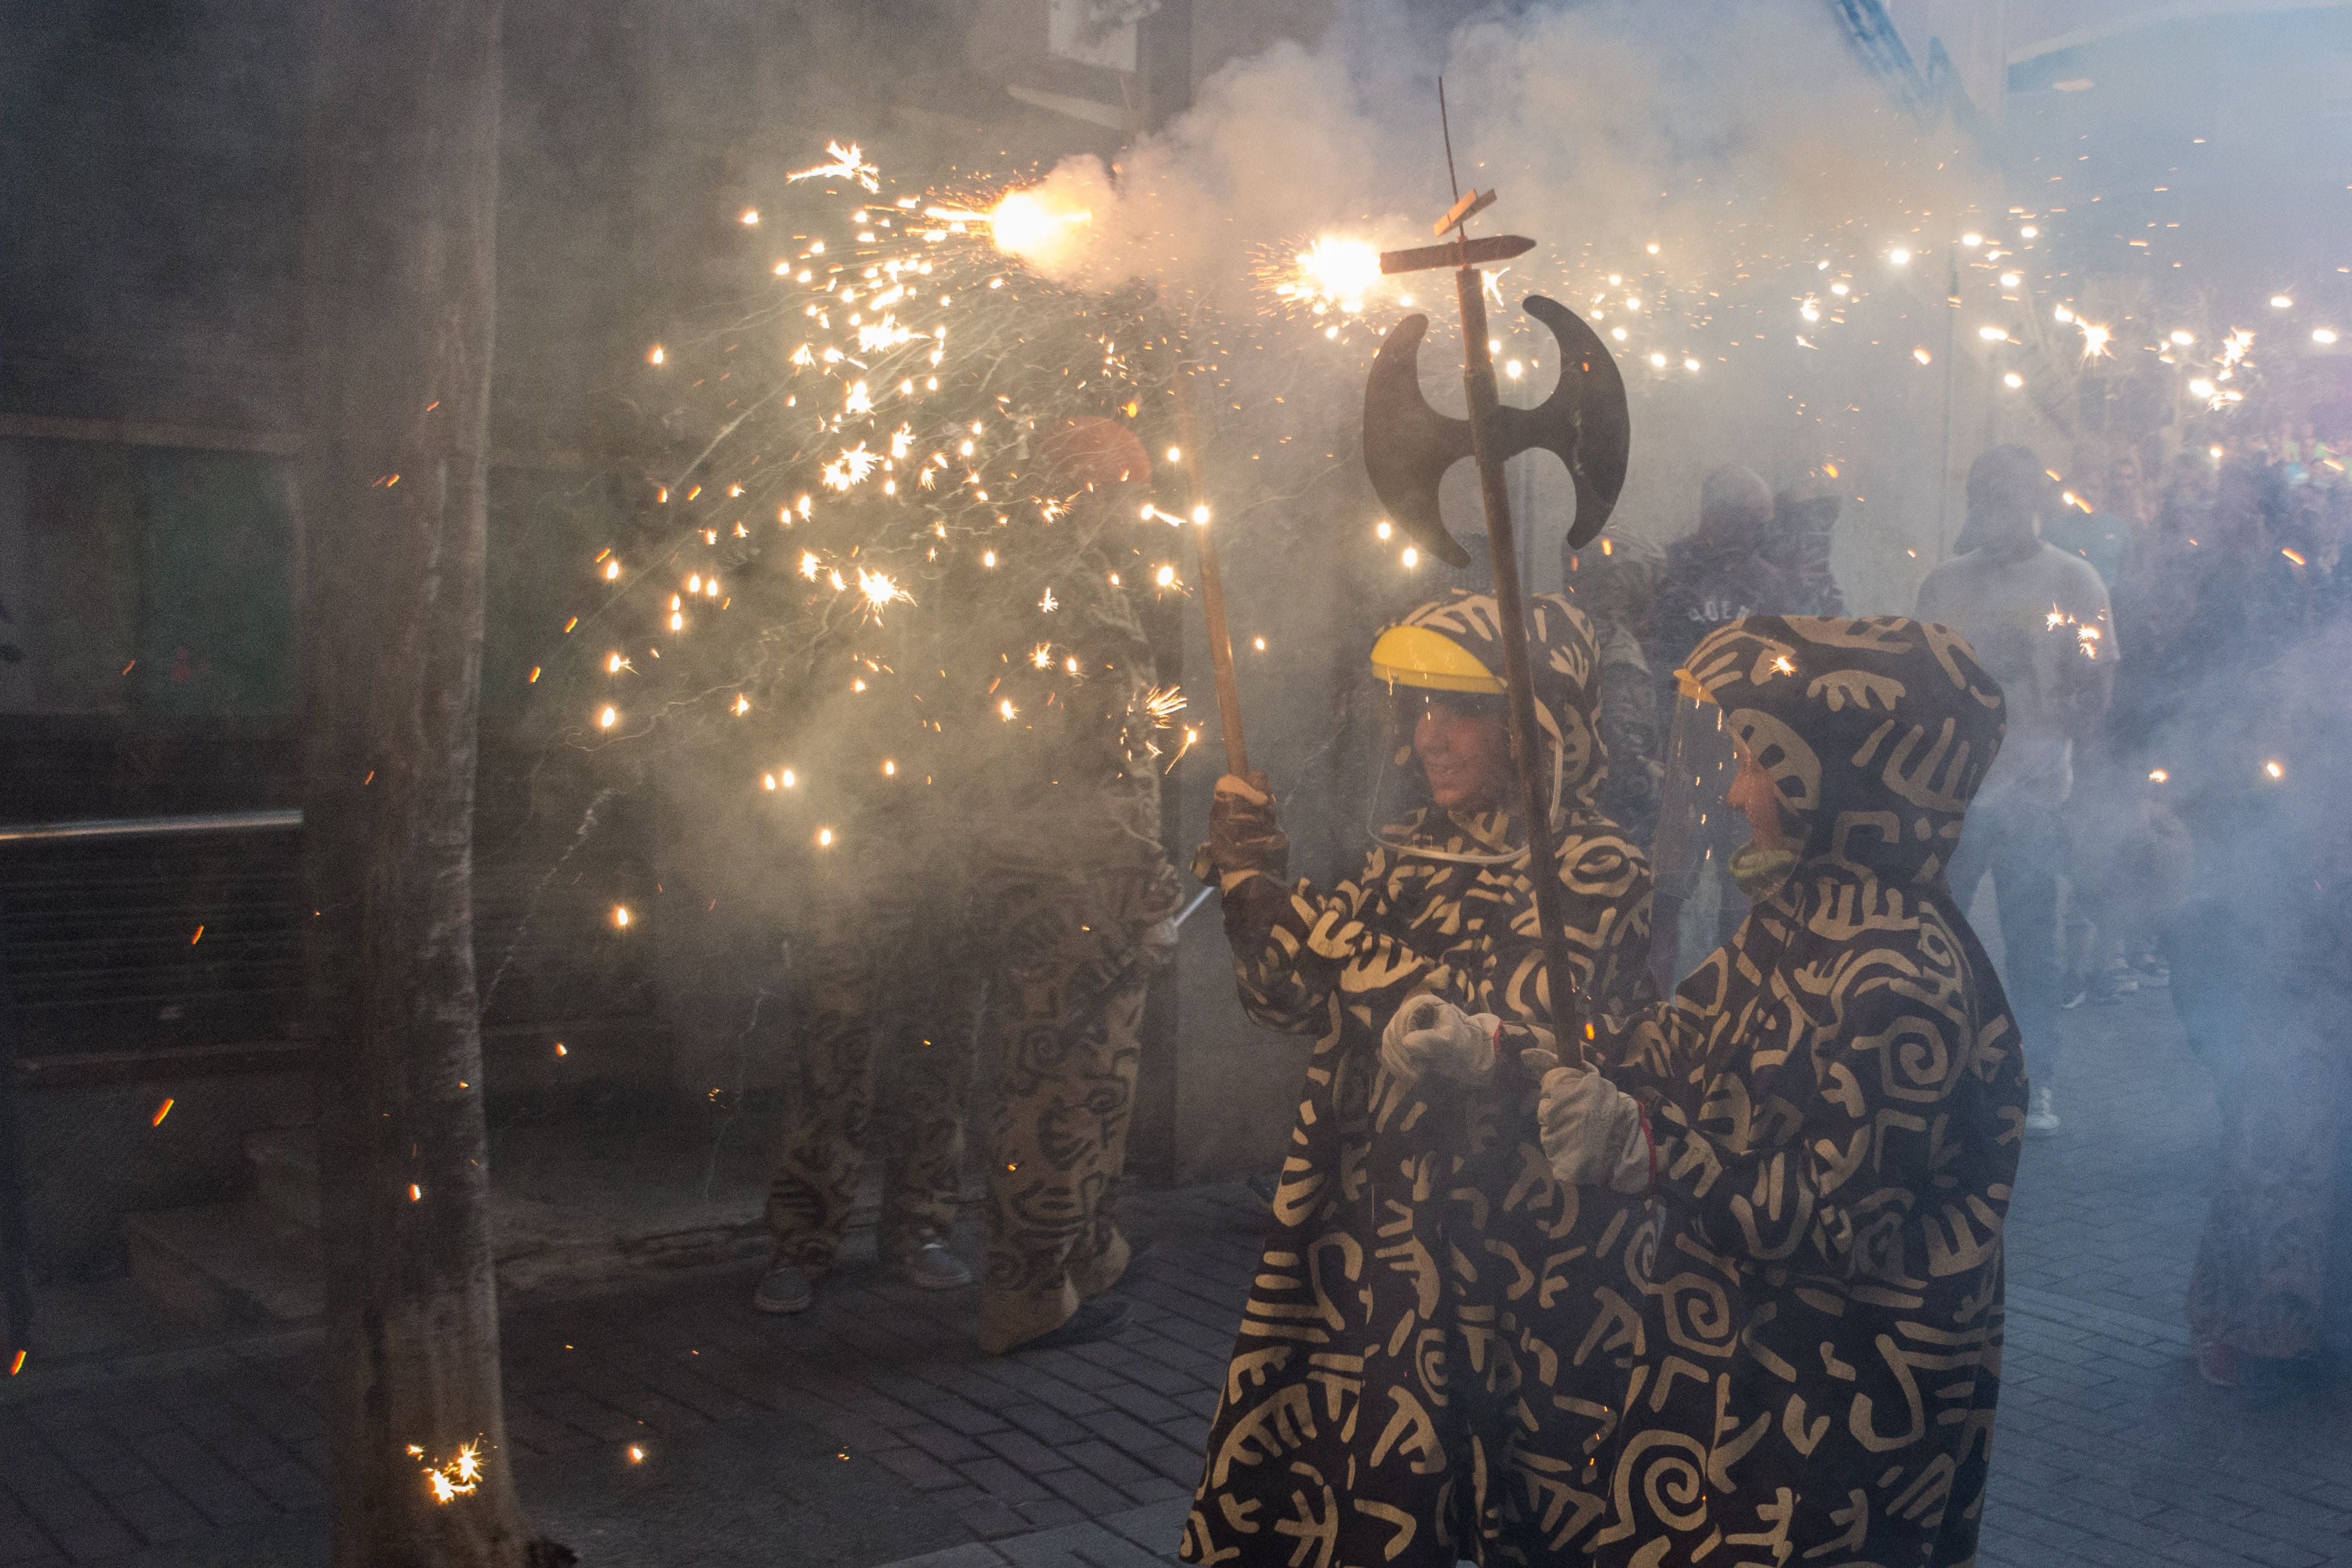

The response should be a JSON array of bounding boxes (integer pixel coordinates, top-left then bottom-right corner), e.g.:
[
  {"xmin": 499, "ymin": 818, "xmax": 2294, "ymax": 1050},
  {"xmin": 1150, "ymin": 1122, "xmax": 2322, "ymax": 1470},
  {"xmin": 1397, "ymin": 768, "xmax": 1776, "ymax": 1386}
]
[{"xmin": 998, "ymin": 0, "xmax": 1999, "ymax": 610}]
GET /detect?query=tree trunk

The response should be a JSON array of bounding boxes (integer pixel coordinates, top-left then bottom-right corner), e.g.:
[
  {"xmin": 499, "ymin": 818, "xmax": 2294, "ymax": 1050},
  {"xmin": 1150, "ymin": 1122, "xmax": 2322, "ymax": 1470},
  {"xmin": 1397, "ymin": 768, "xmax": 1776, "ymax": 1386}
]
[{"xmin": 297, "ymin": 3, "xmax": 561, "ymax": 1565}]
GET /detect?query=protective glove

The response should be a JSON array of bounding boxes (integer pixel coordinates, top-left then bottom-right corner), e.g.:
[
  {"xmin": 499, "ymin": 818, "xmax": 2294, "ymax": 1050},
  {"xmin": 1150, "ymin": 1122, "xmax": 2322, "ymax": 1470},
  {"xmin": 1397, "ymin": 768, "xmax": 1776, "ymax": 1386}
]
[
  {"xmin": 1380, "ymin": 993, "xmax": 1500, "ymax": 1087},
  {"xmin": 1524, "ymin": 1048, "xmax": 1650, "ymax": 1193},
  {"xmin": 1204, "ymin": 772, "xmax": 1288, "ymax": 888}
]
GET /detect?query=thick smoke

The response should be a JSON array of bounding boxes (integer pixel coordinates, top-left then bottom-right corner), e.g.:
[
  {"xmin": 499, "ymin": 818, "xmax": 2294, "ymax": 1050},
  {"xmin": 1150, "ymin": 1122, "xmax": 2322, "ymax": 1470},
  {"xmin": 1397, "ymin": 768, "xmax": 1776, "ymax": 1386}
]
[{"xmin": 1001, "ymin": 0, "xmax": 1996, "ymax": 610}]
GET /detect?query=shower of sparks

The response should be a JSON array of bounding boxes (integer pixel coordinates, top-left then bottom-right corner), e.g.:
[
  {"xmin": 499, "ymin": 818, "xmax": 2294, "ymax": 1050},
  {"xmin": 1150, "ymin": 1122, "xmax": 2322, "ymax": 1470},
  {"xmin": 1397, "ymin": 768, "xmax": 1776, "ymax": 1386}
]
[
  {"xmin": 789, "ymin": 140, "xmax": 880, "ymax": 192},
  {"xmin": 1263, "ymin": 235, "xmax": 1386, "ymax": 321},
  {"xmin": 1142, "ymin": 685, "xmax": 1187, "ymax": 727},
  {"xmin": 925, "ymin": 187, "xmax": 1095, "ymax": 268},
  {"xmin": 418, "ymin": 1441, "xmax": 485, "ymax": 1505},
  {"xmin": 856, "ymin": 568, "xmax": 912, "ymax": 618}
]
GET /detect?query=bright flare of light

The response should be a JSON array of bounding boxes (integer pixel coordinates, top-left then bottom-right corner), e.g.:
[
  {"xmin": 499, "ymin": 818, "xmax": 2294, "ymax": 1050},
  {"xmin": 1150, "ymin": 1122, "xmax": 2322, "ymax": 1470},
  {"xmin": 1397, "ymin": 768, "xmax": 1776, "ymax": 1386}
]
[
  {"xmin": 999, "ymin": 697, "xmax": 1018, "ymax": 721},
  {"xmin": 2000, "ymin": 272, "xmax": 2022, "ymax": 288},
  {"xmin": 2264, "ymin": 760, "xmax": 2285, "ymax": 779},
  {"xmin": 1648, "ymin": 352, "xmax": 1667, "ymax": 368},
  {"xmin": 598, "ymin": 706, "xmax": 617, "ymax": 729},
  {"xmin": 2315, "ymin": 329, "xmax": 2339, "ymax": 345},
  {"xmin": 2020, "ymin": 225, "xmax": 2039, "ymax": 238},
  {"xmin": 2189, "ymin": 377, "xmax": 2217, "ymax": 399},
  {"xmin": 1285, "ymin": 235, "xmax": 1384, "ymax": 315},
  {"xmin": 2169, "ymin": 330, "xmax": 2195, "ymax": 346},
  {"xmin": 1153, "ymin": 564, "xmax": 1178, "ymax": 589},
  {"xmin": 1913, "ymin": 347, "xmax": 1933, "ymax": 365},
  {"xmin": 1375, "ymin": 520, "xmax": 1392, "ymax": 541},
  {"xmin": 2271, "ymin": 295, "xmax": 2294, "ymax": 309},
  {"xmin": 970, "ymin": 187, "xmax": 1093, "ymax": 266},
  {"xmin": 2004, "ymin": 372, "xmax": 2024, "ymax": 388},
  {"xmin": 1401, "ymin": 546, "xmax": 1420, "ymax": 568},
  {"xmin": 1889, "ymin": 248, "xmax": 1912, "ymax": 266},
  {"xmin": 613, "ymin": 905, "xmax": 631, "ymax": 928},
  {"xmin": 2149, "ymin": 769, "xmax": 2168, "ymax": 783},
  {"xmin": 2078, "ymin": 321, "xmax": 2113, "ymax": 359},
  {"xmin": 1961, "ymin": 232, "xmax": 1983, "ymax": 247},
  {"xmin": 648, "ymin": 345, "xmax": 665, "ymax": 366},
  {"xmin": 856, "ymin": 568, "xmax": 912, "ymax": 617},
  {"xmin": 1978, "ymin": 325, "xmax": 2009, "ymax": 342}
]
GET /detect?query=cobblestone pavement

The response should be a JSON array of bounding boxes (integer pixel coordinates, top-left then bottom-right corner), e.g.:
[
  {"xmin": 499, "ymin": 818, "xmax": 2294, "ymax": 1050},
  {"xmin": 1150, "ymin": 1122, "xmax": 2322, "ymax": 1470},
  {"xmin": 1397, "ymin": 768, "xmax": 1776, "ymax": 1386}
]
[{"xmin": 2, "ymin": 984, "xmax": 2347, "ymax": 1567}]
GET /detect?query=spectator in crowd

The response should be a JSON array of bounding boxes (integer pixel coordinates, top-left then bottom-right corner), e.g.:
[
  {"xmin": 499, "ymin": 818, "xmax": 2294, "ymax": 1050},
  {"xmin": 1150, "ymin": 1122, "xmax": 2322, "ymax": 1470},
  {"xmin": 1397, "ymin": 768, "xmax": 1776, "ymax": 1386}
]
[
  {"xmin": 1642, "ymin": 464, "xmax": 1793, "ymax": 714},
  {"xmin": 1562, "ymin": 530, "xmax": 1668, "ymax": 845},
  {"xmin": 1916, "ymin": 446, "xmax": 2117, "ymax": 1135},
  {"xmin": 2184, "ymin": 599, "xmax": 2352, "ymax": 1386}
]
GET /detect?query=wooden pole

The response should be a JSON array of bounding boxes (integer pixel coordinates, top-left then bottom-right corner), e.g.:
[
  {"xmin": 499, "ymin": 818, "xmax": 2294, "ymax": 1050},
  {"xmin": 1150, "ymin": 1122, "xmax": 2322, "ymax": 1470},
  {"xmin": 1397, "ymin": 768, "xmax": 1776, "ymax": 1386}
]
[
  {"xmin": 1171, "ymin": 377, "xmax": 1249, "ymax": 777},
  {"xmin": 1453, "ymin": 266, "xmax": 1587, "ymax": 1068}
]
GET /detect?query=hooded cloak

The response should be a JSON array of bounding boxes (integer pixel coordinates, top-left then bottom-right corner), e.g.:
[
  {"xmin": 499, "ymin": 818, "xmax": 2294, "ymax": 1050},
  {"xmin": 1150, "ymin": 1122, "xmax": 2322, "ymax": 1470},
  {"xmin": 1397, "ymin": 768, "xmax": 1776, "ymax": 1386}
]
[
  {"xmin": 1182, "ymin": 591, "xmax": 1656, "ymax": 1568},
  {"xmin": 1575, "ymin": 614, "xmax": 2025, "ymax": 1567}
]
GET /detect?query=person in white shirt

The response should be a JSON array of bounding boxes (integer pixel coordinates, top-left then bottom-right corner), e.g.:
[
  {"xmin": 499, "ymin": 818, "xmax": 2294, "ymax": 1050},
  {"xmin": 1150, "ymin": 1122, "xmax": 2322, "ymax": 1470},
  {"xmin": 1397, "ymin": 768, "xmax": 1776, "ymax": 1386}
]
[{"xmin": 1915, "ymin": 446, "xmax": 2118, "ymax": 1134}]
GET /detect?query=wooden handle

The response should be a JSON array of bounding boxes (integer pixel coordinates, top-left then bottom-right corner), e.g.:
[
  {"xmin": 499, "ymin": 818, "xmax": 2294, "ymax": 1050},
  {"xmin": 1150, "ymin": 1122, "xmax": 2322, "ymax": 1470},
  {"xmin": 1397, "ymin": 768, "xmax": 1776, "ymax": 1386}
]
[{"xmin": 1172, "ymin": 378, "xmax": 1249, "ymax": 778}]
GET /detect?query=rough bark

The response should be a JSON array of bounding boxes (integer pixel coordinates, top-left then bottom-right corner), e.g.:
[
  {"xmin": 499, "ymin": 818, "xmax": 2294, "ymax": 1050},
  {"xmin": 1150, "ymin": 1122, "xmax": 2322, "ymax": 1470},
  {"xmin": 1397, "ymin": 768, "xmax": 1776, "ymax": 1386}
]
[{"xmin": 297, "ymin": 2, "xmax": 563, "ymax": 1564}]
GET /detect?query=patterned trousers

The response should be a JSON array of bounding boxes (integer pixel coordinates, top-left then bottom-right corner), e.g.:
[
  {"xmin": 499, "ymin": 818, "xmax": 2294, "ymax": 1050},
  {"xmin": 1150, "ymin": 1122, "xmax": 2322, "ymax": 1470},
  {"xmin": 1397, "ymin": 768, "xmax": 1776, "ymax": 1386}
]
[
  {"xmin": 765, "ymin": 898, "xmax": 982, "ymax": 1271},
  {"xmin": 976, "ymin": 863, "xmax": 1174, "ymax": 1353}
]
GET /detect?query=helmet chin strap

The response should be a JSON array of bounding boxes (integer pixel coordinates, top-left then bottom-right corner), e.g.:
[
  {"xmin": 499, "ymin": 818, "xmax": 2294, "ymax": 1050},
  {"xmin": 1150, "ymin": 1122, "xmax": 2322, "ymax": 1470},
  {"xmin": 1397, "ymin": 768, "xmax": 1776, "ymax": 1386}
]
[{"xmin": 1369, "ymin": 732, "xmax": 1570, "ymax": 867}]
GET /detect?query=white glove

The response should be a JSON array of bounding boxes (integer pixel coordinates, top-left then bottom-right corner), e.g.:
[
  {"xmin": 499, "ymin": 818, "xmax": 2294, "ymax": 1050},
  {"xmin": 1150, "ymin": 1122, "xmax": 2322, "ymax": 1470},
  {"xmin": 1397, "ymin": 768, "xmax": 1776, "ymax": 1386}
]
[
  {"xmin": 1525, "ymin": 1049, "xmax": 1650, "ymax": 1193},
  {"xmin": 1380, "ymin": 993, "xmax": 1500, "ymax": 1086}
]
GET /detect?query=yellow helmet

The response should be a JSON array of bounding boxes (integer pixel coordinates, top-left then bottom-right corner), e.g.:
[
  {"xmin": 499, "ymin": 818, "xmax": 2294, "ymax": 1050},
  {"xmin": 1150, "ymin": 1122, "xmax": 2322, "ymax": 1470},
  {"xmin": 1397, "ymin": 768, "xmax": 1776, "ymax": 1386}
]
[{"xmin": 1368, "ymin": 623, "xmax": 1505, "ymax": 695}]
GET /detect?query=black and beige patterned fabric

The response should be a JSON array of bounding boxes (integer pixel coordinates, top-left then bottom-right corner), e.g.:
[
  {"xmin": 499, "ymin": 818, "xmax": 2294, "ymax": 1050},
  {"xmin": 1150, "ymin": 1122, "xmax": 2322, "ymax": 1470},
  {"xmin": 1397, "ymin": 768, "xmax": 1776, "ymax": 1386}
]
[
  {"xmin": 1574, "ymin": 614, "xmax": 2026, "ymax": 1567},
  {"xmin": 1182, "ymin": 591, "xmax": 1656, "ymax": 1568}
]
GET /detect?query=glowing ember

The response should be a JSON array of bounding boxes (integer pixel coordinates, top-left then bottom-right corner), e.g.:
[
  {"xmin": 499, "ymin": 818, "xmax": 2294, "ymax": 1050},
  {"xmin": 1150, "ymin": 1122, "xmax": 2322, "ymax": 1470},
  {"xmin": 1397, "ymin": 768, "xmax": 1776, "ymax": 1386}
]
[
  {"xmin": 856, "ymin": 568, "xmax": 912, "ymax": 618},
  {"xmin": 789, "ymin": 140, "xmax": 879, "ymax": 192}
]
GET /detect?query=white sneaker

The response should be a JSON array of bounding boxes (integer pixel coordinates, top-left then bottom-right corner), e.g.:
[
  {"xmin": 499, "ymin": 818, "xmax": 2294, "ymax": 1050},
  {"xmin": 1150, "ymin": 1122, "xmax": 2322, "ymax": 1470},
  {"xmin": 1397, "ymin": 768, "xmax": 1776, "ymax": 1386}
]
[
  {"xmin": 2025, "ymin": 1085, "xmax": 2060, "ymax": 1135},
  {"xmin": 900, "ymin": 1242, "xmax": 973, "ymax": 1291}
]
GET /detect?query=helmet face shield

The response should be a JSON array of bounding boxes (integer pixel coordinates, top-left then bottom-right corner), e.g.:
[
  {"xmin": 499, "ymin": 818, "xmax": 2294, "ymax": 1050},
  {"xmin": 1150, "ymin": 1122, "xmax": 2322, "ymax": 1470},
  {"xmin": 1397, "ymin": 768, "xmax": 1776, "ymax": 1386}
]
[
  {"xmin": 1651, "ymin": 690, "xmax": 1748, "ymax": 985},
  {"xmin": 1385, "ymin": 686, "xmax": 1506, "ymax": 745}
]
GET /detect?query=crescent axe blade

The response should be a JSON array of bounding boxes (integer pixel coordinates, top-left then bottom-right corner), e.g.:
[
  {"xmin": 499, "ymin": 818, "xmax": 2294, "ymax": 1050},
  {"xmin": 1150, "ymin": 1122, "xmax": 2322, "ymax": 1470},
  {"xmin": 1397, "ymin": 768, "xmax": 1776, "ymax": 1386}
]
[
  {"xmin": 1360, "ymin": 297, "xmax": 1632, "ymax": 560},
  {"xmin": 1361, "ymin": 313, "xmax": 1475, "ymax": 567},
  {"xmin": 1510, "ymin": 296, "xmax": 1630, "ymax": 547}
]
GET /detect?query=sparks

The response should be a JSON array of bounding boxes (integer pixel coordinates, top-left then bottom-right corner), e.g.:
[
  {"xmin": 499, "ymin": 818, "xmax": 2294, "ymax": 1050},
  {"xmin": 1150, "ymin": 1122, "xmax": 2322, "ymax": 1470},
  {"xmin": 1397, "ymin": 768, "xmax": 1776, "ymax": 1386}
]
[
  {"xmin": 789, "ymin": 140, "xmax": 880, "ymax": 192},
  {"xmin": 856, "ymin": 568, "xmax": 912, "ymax": 617},
  {"xmin": 1142, "ymin": 685, "xmax": 1186, "ymax": 727}
]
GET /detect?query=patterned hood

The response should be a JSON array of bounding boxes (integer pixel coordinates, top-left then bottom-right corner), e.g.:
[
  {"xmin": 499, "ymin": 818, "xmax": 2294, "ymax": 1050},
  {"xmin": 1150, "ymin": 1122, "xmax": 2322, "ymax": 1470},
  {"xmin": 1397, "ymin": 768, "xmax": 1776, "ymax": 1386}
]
[
  {"xmin": 1679, "ymin": 614, "xmax": 2005, "ymax": 885},
  {"xmin": 1387, "ymin": 588, "xmax": 1606, "ymax": 816}
]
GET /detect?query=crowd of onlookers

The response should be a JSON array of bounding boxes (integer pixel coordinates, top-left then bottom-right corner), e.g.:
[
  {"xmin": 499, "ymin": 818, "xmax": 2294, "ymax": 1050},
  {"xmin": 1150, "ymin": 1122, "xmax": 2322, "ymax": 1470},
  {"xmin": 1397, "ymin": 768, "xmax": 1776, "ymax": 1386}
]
[{"xmin": 1567, "ymin": 432, "xmax": 2352, "ymax": 1388}]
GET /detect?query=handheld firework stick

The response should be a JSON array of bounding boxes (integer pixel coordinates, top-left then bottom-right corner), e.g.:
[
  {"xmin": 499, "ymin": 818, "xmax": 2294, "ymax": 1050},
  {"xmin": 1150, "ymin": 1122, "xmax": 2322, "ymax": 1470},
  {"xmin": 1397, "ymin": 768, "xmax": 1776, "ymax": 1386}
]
[
  {"xmin": 1360, "ymin": 107, "xmax": 1631, "ymax": 1066},
  {"xmin": 1171, "ymin": 375, "xmax": 1249, "ymax": 776}
]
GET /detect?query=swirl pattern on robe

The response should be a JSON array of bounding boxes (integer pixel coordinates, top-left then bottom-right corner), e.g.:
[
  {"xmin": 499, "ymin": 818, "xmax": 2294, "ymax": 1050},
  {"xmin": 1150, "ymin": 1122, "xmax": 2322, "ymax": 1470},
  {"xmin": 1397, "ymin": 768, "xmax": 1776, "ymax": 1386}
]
[
  {"xmin": 1182, "ymin": 593, "xmax": 1658, "ymax": 1568},
  {"xmin": 1574, "ymin": 614, "xmax": 2025, "ymax": 1567}
]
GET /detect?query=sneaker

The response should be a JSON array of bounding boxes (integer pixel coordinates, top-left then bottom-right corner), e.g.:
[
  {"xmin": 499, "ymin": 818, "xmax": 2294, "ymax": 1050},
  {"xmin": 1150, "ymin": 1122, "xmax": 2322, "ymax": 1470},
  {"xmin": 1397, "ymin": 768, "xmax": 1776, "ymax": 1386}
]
[
  {"xmin": 2025, "ymin": 1086, "xmax": 2061, "ymax": 1135},
  {"xmin": 900, "ymin": 1242, "xmax": 973, "ymax": 1291},
  {"xmin": 1016, "ymin": 1299, "xmax": 1129, "ymax": 1352},
  {"xmin": 753, "ymin": 1264, "xmax": 815, "ymax": 1314}
]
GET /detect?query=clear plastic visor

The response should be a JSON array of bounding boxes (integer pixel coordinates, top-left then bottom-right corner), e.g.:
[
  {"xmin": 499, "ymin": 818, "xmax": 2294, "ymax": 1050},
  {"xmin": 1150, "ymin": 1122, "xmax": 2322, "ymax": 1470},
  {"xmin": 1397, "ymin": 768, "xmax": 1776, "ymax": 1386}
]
[{"xmin": 1651, "ymin": 691, "xmax": 1747, "ymax": 986}]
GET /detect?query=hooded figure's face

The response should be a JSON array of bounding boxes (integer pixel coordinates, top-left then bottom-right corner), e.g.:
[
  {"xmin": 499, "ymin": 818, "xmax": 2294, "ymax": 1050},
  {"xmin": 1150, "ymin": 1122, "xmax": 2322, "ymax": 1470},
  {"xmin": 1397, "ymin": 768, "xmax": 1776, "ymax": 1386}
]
[
  {"xmin": 1406, "ymin": 691, "xmax": 1512, "ymax": 812},
  {"xmin": 1679, "ymin": 615, "xmax": 2007, "ymax": 886},
  {"xmin": 1382, "ymin": 590, "xmax": 1608, "ymax": 820}
]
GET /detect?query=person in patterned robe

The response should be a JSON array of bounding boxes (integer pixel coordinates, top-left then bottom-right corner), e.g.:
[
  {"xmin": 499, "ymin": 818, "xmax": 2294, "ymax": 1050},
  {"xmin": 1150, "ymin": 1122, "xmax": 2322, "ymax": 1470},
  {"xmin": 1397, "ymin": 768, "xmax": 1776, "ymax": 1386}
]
[
  {"xmin": 1531, "ymin": 614, "xmax": 2026, "ymax": 1566},
  {"xmin": 1181, "ymin": 590, "xmax": 1656, "ymax": 1568}
]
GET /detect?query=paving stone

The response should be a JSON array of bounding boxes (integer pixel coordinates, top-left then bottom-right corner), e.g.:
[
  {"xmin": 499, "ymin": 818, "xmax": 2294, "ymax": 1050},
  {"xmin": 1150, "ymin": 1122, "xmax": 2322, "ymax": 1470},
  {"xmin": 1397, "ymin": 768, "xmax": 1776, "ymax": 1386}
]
[
  {"xmin": 101, "ymin": 1485, "xmax": 210, "ymax": 1546},
  {"xmin": 872, "ymin": 1446, "xmax": 966, "ymax": 1491},
  {"xmin": 959, "ymin": 1456, "xmax": 1053, "ymax": 1504},
  {"xmin": 903, "ymin": 1421, "xmax": 992, "ymax": 1466},
  {"xmin": 1035, "ymin": 1466, "xmax": 1132, "ymax": 1517}
]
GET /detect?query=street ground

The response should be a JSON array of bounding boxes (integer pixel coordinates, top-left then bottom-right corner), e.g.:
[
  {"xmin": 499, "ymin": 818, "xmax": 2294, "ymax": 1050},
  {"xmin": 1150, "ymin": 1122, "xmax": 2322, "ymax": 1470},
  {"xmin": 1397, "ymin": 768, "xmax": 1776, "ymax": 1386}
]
[{"xmin": 3, "ymin": 983, "xmax": 2348, "ymax": 1567}]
